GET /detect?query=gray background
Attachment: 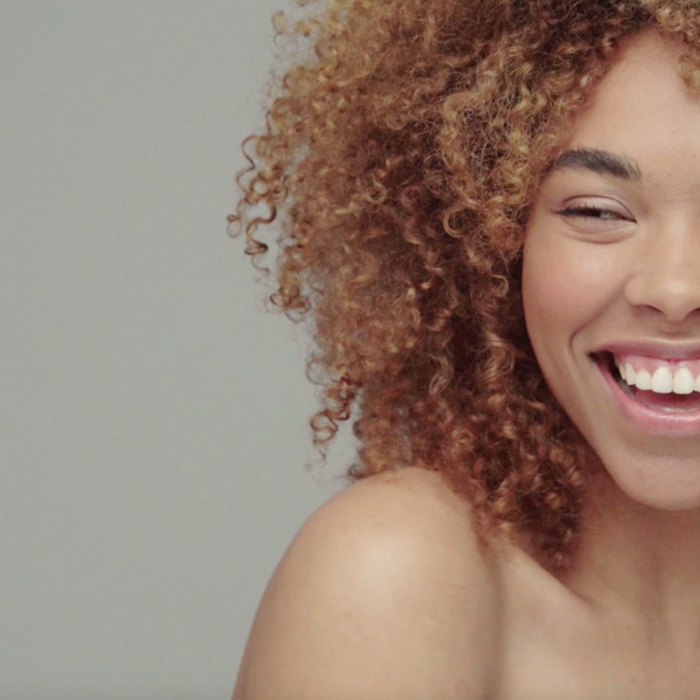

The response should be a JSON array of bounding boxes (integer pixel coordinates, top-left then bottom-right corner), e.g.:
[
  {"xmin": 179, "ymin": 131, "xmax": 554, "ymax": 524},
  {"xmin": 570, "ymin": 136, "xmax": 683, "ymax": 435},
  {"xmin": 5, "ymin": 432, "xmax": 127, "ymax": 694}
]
[{"xmin": 1, "ymin": 2, "xmax": 350, "ymax": 699}]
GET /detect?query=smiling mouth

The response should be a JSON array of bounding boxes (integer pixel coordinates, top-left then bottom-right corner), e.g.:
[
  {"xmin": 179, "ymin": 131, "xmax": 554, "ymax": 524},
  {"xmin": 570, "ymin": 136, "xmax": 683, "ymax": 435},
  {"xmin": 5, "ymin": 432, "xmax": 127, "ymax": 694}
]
[{"xmin": 593, "ymin": 352, "xmax": 700, "ymax": 413}]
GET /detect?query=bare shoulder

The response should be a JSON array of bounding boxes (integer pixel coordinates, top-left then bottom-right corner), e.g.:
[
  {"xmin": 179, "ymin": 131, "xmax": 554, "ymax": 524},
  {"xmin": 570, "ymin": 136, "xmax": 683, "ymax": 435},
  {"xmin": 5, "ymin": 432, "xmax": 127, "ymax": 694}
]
[{"xmin": 233, "ymin": 467, "xmax": 504, "ymax": 700}]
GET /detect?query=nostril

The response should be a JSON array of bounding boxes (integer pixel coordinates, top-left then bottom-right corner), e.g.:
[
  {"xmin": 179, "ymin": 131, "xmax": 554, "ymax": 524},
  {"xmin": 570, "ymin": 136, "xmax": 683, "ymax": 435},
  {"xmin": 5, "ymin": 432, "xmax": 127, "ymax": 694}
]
[{"xmin": 624, "ymin": 275, "xmax": 700, "ymax": 323}]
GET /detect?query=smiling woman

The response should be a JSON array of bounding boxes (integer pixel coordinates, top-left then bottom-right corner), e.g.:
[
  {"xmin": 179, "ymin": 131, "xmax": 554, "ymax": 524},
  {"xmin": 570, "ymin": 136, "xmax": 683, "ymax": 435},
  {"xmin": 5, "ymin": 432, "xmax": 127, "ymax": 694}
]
[
  {"xmin": 229, "ymin": 2, "xmax": 700, "ymax": 698},
  {"xmin": 525, "ymin": 35, "xmax": 700, "ymax": 512}
]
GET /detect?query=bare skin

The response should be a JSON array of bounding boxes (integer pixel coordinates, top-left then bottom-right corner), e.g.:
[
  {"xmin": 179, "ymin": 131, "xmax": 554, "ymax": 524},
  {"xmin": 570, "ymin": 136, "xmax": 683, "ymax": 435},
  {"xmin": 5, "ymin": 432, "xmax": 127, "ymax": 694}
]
[
  {"xmin": 234, "ymin": 31, "xmax": 700, "ymax": 700},
  {"xmin": 521, "ymin": 27, "xmax": 700, "ymax": 697}
]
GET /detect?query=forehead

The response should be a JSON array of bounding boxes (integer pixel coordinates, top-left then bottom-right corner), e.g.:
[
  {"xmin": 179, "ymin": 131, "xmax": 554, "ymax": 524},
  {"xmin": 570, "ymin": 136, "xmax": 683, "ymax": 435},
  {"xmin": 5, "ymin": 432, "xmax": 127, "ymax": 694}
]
[{"xmin": 561, "ymin": 31, "xmax": 700, "ymax": 189}]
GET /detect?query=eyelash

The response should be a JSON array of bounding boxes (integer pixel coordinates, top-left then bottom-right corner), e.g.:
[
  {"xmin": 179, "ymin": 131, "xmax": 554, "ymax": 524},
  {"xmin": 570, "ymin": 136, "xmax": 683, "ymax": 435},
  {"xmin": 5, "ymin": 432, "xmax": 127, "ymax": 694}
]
[{"xmin": 556, "ymin": 205, "xmax": 624, "ymax": 221}]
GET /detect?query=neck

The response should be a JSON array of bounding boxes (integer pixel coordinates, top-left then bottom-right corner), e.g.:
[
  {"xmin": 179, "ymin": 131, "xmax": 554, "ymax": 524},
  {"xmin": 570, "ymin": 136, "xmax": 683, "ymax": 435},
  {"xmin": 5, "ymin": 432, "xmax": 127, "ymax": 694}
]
[{"xmin": 564, "ymin": 468, "xmax": 700, "ymax": 651}]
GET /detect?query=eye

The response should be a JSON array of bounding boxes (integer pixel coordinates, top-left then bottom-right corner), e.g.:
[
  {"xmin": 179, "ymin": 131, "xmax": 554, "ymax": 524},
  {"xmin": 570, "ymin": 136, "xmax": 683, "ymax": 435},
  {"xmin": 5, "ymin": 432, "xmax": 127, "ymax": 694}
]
[
  {"xmin": 555, "ymin": 205, "xmax": 625, "ymax": 221},
  {"xmin": 550, "ymin": 198, "xmax": 635, "ymax": 240}
]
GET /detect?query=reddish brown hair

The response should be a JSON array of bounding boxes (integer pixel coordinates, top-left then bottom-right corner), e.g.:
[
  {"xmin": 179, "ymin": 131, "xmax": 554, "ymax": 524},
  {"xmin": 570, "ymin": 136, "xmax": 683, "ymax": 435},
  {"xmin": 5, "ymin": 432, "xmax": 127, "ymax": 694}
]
[{"xmin": 229, "ymin": 0, "xmax": 700, "ymax": 569}]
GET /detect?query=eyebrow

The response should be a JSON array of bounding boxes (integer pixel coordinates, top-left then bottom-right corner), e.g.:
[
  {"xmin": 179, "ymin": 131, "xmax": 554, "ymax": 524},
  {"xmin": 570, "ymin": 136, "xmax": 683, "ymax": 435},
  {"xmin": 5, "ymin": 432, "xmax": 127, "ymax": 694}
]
[{"xmin": 544, "ymin": 148, "xmax": 642, "ymax": 181}]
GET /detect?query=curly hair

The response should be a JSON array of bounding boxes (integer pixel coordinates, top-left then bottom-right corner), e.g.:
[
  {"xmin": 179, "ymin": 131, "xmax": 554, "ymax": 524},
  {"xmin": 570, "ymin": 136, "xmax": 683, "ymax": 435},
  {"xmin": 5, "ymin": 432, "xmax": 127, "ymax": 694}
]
[{"xmin": 229, "ymin": 0, "xmax": 700, "ymax": 570}]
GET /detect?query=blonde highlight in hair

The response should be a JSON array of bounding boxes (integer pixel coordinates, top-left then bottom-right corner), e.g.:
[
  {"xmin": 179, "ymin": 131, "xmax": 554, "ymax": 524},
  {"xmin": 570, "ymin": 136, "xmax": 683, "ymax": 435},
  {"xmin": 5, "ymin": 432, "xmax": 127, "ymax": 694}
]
[{"xmin": 229, "ymin": 0, "xmax": 700, "ymax": 570}]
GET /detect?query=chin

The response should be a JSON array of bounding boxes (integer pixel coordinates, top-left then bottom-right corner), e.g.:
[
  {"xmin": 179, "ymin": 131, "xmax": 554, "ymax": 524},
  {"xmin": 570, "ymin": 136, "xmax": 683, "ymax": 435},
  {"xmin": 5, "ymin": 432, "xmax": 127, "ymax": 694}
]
[{"xmin": 601, "ymin": 455, "xmax": 700, "ymax": 513}]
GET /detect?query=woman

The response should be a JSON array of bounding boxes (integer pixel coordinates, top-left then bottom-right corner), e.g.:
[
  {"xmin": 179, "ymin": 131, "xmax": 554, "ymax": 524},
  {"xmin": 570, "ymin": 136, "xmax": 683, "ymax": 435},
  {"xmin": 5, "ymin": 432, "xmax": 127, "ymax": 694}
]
[{"xmin": 230, "ymin": 0, "xmax": 700, "ymax": 697}]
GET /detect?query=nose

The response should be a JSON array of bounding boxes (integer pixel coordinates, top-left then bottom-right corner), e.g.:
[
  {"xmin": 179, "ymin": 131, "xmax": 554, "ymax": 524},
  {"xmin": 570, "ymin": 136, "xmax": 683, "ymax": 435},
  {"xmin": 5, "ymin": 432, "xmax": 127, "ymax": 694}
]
[{"xmin": 624, "ymin": 223, "xmax": 700, "ymax": 323}]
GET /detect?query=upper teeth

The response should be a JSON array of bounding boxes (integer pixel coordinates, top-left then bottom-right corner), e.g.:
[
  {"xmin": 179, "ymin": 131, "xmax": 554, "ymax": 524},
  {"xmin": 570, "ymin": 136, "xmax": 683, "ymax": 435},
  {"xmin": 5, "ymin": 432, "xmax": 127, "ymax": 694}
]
[{"xmin": 615, "ymin": 360, "xmax": 700, "ymax": 395}]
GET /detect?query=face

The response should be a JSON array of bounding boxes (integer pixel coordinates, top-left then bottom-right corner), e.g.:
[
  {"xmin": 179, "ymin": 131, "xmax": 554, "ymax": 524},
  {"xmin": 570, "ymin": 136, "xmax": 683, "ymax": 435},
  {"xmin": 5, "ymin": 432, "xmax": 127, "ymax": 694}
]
[{"xmin": 523, "ymin": 31, "xmax": 700, "ymax": 510}]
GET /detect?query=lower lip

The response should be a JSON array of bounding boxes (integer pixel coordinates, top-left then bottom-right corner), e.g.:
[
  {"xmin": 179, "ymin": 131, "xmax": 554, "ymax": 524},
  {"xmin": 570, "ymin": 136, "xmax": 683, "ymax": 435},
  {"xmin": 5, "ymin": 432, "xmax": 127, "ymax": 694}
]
[{"xmin": 596, "ymin": 356, "xmax": 700, "ymax": 437}]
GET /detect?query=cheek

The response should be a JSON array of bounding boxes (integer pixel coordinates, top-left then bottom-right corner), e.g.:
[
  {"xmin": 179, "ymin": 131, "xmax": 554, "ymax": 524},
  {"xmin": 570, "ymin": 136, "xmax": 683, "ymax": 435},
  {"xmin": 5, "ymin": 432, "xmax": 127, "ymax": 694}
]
[
  {"xmin": 522, "ymin": 236, "xmax": 578, "ymax": 340},
  {"xmin": 522, "ymin": 232, "xmax": 618, "ymax": 340}
]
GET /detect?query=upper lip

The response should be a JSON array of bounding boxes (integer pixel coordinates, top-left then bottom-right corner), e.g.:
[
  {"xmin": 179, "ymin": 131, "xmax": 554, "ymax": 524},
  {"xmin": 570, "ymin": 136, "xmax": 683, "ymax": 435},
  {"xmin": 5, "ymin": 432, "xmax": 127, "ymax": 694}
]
[{"xmin": 593, "ymin": 340, "xmax": 700, "ymax": 361}]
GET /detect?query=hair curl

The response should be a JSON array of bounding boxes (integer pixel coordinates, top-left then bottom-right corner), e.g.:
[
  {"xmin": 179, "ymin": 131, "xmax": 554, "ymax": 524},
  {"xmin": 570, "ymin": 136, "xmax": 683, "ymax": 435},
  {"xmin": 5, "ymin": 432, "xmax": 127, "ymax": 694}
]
[{"xmin": 229, "ymin": 0, "xmax": 700, "ymax": 570}]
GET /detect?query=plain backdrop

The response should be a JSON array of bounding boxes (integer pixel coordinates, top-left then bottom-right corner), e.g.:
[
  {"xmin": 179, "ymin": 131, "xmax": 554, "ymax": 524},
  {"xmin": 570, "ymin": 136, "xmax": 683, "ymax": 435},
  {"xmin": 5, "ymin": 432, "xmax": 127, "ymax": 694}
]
[{"xmin": 0, "ymin": 2, "xmax": 350, "ymax": 699}]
